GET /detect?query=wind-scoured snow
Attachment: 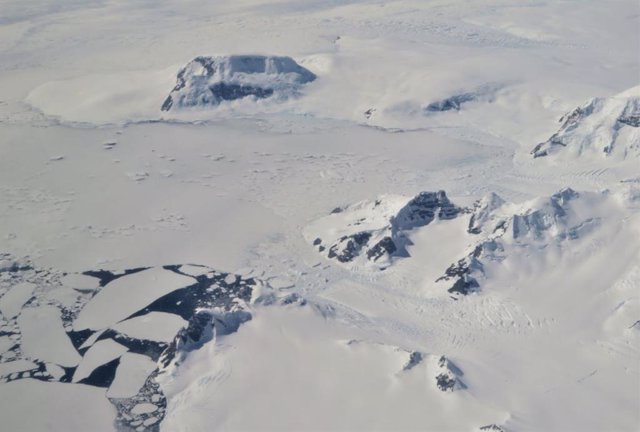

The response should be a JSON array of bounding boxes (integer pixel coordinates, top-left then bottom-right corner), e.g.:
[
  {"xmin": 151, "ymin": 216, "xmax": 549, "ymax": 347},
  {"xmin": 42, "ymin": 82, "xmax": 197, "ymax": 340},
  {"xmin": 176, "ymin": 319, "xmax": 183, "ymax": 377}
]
[{"xmin": 0, "ymin": 380, "xmax": 115, "ymax": 432}]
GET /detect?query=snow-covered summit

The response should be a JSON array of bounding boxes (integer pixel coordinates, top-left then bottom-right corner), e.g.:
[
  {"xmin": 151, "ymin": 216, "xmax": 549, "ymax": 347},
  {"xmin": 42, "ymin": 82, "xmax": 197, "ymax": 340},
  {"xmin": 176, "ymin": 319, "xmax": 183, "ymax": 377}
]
[
  {"xmin": 470, "ymin": 188, "xmax": 593, "ymax": 242},
  {"xmin": 439, "ymin": 187, "xmax": 634, "ymax": 296},
  {"xmin": 305, "ymin": 191, "xmax": 465, "ymax": 269},
  {"xmin": 161, "ymin": 55, "xmax": 316, "ymax": 111},
  {"xmin": 531, "ymin": 86, "xmax": 640, "ymax": 160}
]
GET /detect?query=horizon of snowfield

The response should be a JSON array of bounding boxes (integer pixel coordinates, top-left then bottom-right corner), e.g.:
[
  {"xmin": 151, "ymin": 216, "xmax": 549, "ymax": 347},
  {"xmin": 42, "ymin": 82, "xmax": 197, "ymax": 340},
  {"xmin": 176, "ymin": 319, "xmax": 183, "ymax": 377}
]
[{"xmin": 0, "ymin": 1, "xmax": 639, "ymax": 431}]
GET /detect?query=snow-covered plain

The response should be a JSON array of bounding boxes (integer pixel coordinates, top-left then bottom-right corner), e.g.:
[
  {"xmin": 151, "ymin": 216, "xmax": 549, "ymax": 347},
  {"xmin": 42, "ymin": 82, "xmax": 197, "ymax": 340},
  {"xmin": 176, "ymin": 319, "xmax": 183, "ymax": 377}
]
[{"xmin": 0, "ymin": 0, "xmax": 639, "ymax": 431}]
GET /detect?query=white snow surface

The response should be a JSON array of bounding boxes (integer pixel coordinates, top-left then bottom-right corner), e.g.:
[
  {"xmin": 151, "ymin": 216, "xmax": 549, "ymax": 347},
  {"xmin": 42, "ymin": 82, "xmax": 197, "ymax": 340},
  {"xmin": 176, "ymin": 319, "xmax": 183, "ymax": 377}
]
[
  {"xmin": 531, "ymin": 86, "xmax": 640, "ymax": 161},
  {"xmin": 160, "ymin": 306, "xmax": 505, "ymax": 432},
  {"xmin": 0, "ymin": 379, "xmax": 115, "ymax": 432},
  {"xmin": 0, "ymin": 0, "xmax": 639, "ymax": 431}
]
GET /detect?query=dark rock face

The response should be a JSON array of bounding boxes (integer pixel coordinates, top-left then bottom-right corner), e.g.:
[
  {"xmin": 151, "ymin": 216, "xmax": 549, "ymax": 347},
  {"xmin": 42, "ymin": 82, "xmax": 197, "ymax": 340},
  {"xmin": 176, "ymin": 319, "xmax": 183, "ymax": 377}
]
[
  {"xmin": 159, "ymin": 311, "xmax": 214, "ymax": 369},
  {"xmin": 448, "ymin": 277, "xmax": 480, "ymax": 296},
  {"xmin": 618, "ymin": 102, "xmax": 640, "ymax": 127},
  {"xmin": 279, "ymin": 293, "xmax": 306, "ymax": 306},
  {"xmin": 435, "ymin": 356, "xmax": 465, "ymax": 392},
  {"xmin": 618, "ymin": 115, "xmax": 640, "ymax": 127},
  {"xmin": 0, "ymin": 257, "xmax": 264, "ymax": 432},
  {"xmin": 161, "ymin": 55, "xmax": 316, "ymax": 111},
  {"xmin": 437, "ymin": 245, "xmax": 483, "ymax": 297},
  {"xmin": 160, "ymin": 309, "xmax": 251, "ymax": 369},
  {"xmin": 424, "ymin": 84, "xmax": 501, "ymax": 113},
  {"xmin": 313, "ymin": 190, "xmax": 465, "ymax": 268},
  {"xmin": 479, "ymin": 425, "xmax": 506, "ymax": 432},
  {"xmin": 394, "ymin": 191, "xmax": 462, "ymax": 230},
  {"xmin": 327, "ymin": 232, "xmax": 372, "ymax": 263},
  {"xmin": 209, "ymin": 82, "xmax": 274, "ymax": 101},
  {"xmin": 435, "ymin": 372, "xmax": 457, "ymax": 391},
  {"xmin": 425, "ymin": 92, "xmax": 477, "ymax": 112},
  {"xmin": 366, "ymin": 236, "xmax": 397, "ymax": 261},
  {"xmin": 402, "ymin": 351, "xmax": 424, "ymax": 371}
]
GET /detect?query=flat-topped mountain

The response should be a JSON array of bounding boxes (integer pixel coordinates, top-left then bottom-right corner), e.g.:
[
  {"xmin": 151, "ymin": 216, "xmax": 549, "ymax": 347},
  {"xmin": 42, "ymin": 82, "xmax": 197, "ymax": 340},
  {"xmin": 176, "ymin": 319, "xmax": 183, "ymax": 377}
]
[{"xmin": 161, "ymin": 55, "xmax": 316, "ymax": 111}]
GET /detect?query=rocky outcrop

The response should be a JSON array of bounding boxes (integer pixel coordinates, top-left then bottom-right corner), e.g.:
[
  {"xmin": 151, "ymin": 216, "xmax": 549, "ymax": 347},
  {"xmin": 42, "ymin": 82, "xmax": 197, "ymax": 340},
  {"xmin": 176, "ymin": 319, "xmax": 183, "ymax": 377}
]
[
  {"xmin": 307, "ymin": 191, "xmax": 465, "ymax": 269},
  {"xmin": 424, "ymin": 84, "xmax": 502, "ymax": 113},
  {"xmin": 436, "ymin": 245, "xmax": 483, "ymax": 296},
  {"xmin": 161, "ymin": 55, "xmax": 316, "ymax": 111},
  {"xmin": 479, "ymin": 425, "xmax": 506, "ymax": 432},
  {"xmin": 434, "ymin": 355, "xmax": 466, "ymax": 392},
  {"xmin": 425, "ymin": 92, "xmax": 477, "ymax": 112}
]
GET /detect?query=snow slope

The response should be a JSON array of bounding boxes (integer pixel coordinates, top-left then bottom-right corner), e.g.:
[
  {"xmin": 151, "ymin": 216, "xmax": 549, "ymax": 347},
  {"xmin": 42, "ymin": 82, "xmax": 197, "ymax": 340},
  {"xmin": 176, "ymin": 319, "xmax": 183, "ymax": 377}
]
[{"xmin": 532, "ymin": 86, "xmax": 640, "ymax": 161}]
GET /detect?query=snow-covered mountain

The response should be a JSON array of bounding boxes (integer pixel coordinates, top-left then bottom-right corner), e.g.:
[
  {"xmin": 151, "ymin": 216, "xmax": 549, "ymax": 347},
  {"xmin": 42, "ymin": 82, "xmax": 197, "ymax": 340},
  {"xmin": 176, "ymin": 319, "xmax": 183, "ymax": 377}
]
[
  {"xmin": 532, "ymin": 86, "xmax": 640, "ymax": 161},
  {"xmin": 305, "ymin": 191, "xmax": 465, "ymax": 269},
  {"xmin": 438, "ymin": 187, "xmax": 636, "ymax": 296},
  {"xmin": 308, "ymin": 187, "xmax": 639, "ymax": 300},
  {"xmin": 161, "ymin": 55, "xmax": 316, "ymax": 111}
]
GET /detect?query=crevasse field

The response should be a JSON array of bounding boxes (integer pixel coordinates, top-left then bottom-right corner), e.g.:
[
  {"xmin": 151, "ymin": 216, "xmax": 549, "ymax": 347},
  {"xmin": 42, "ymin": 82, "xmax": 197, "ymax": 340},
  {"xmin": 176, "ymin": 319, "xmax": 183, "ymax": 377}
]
[{"xmin": 0, "ymin": 1, "xmax": 639, "ymax": 431}]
